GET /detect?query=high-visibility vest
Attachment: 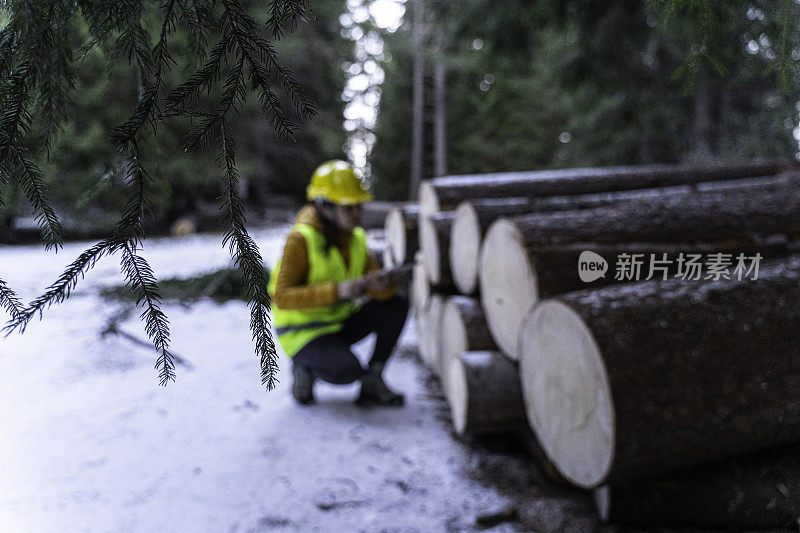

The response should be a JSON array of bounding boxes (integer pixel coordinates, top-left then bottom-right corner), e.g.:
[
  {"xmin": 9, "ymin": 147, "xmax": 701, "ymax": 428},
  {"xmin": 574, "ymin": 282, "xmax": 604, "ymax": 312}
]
[{"xmin": 268, "ymin": 222, "xmax": 368, "ymax": 357}]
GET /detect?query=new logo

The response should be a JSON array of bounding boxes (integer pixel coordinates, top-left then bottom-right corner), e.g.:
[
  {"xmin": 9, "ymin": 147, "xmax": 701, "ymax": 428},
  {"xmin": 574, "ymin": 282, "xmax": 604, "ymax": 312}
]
[{"xmin": 578, "ymin": 251, "xmax": 608, "ymax": 282}]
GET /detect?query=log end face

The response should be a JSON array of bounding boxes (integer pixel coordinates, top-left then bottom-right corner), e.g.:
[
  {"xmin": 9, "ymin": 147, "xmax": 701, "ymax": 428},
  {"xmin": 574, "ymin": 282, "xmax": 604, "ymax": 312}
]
[
  {"xmin": 419, "ymin": 182, "xmax": 440, "ymax": 220},
  {"xmin": 419, "ymin": 294, "xmax": 445, "ymax": 375},
  {"xmin": 386, "ymin": 208, "xmax": 407, "ymax": 264},
  {"xmin": 411, "ymin": 257, "xmax": 430, "ymax": 314},
  {"xmin": 479, "ymin": 219, "xmax": 538, "ymax": 358},
  {"xmin": 440, "ymin": 297, "xmax": 468, "ymax": 383},
  {"xmin": 420, "ymin": 216, "xmax": 442, "ymax": 285},
  {"xmin": 451, "ymin": 202, "xmax": 481, "ymax": 294},
  {"xmin": 518, "ymin": 300, "xmax": 615, "ymax": 489},
  {"xmin": 446, "ymin": 355, "xmax": 469, "ymax": 436}
]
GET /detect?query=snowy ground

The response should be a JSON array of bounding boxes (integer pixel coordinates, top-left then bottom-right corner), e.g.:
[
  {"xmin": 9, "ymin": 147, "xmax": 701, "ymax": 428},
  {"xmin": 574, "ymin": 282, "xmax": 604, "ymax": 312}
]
[{"xmin": 0, "ymin": 228, "xmax": 529, "ymax": 532}]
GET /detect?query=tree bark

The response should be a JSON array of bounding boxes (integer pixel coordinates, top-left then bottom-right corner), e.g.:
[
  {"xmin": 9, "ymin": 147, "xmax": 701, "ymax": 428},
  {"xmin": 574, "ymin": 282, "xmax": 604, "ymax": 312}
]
[
  {"xmin": 445, "ymin": 351, "xmax": 527, "ymax": 436},
  {"xmin": 517, "ymin": 255, "xmax": 800, "ymax": 488}
]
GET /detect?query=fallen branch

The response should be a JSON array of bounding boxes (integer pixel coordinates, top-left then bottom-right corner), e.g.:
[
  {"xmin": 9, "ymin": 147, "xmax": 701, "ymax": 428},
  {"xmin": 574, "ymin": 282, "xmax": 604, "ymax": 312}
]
[{"xmin": 101, "ymin": 320, "xmax": 194, "ymax": 370}]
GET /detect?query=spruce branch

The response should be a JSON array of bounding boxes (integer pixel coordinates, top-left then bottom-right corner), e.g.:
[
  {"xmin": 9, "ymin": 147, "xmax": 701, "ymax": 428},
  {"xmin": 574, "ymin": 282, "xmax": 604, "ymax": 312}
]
[
  {"xmin": 5, "ymin": 239, "xmax": 118, "ymax": 336},
  {"xmin": 120, "ymin": 242, "xmax": 176, "ymax": 385},
  {"xmin": 0, "ymin": 277, "xmax": 23, "ymax": 320},
  {"xmin": 218, "ymin": 119, "xmax": 278, "ymax": 390},
  {"xmin": 162, "ymin": 37, "xmax": 227, "ymax": 113},
  {"xmin": 1, "ymin": 0, "xmax": 313, "ymax": 388},
  {"xmin": 6, "ymin": 146, "xmax": 64, "ymax": 250},
  {"xmin": 266, "ymin": 0, "xmax": 309, "ymax": 39},
  {"xmin": 35, "ymin": 0, "xmax": 76, "ymax": 150},
  {"xmin": 0, "ymin": 61, "xmax": 33, "ymax": 167}
]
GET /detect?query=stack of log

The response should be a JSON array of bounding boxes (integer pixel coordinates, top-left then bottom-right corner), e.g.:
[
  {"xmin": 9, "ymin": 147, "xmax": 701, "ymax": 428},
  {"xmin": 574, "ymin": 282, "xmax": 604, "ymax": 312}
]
[{"xmin": 386, "ymin": 158, "xmax": 800, "ymax": 530}]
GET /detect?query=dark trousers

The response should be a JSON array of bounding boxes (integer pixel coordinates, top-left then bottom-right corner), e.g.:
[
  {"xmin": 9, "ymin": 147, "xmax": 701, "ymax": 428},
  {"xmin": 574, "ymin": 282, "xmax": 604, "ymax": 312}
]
[{"xmin": 292, "ymin": 295, "xmax": 409, "ymax": 384}]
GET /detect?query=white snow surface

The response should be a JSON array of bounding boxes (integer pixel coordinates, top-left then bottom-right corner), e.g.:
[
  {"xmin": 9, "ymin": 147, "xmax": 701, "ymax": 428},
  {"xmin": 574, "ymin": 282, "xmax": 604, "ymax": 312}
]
[{"xmin": 0, "ymin": 229, "xmax": 515, "ymax": 532}]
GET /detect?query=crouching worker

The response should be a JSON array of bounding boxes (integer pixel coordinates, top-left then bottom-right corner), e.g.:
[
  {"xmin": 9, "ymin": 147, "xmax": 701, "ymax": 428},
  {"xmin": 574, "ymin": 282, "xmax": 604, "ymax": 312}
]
[{"xmin": 268, "ymin": 160, "xmax": 409, "ymax": 406}]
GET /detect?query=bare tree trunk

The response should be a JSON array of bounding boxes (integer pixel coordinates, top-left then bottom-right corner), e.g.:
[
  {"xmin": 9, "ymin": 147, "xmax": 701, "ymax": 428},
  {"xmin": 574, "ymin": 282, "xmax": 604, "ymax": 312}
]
[
  {"xmin": 433, "ymin": 31, "xmax": 447, "ymax": 178},
  {"xmin": 691, "ymin": 66, "xmax": 713, "ymax": 162},
  {"xmin": 409, "ymin": 0, "xmax": 425, "ymax": 201}
]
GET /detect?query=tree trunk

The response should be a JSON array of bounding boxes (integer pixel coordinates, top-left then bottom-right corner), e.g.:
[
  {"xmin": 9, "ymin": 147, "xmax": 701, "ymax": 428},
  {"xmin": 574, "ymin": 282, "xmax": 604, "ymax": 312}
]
[
  {"xmin": 385, "ymin": 204, "xmax": 420, "ymax": 264},
  {"xmin": 433, "ymin": 30, "xmax": 447, "ymax": 178},
  {"xmin": 445, "ymin": 351, "xmax": 527, "ymax": 436},
  {"xmin": 409, "ymin": 0, "xmax": 425, "ymax": 201},
  {"xmin": 597, "ymin": 444, "xmax": 800, "ymax": 530},
  {"xmin": 479, "ymin": 178, "xmax": 800, "ymax": 356},
  {"xmin": 439, "ymin": 296, "xmax": 496, "ymax": 378},
  {"xmin": 418, "ymin": 158, "xmax": 798, "ymax": 218},
  {"xmin": 419, "ymin": 211, "xmax": 456, "ymax": 288},
  {"xmin": 517, "ymin": 256, "xmax": 800, "ymax": 488}
]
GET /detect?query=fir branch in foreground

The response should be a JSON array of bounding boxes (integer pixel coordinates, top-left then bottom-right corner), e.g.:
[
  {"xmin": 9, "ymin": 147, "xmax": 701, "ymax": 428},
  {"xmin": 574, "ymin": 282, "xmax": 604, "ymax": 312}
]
[
  {"xmin": 265, "ymin": 0, "xmax": 308, "ymax": 39},
  {"xmin": 2, "ymin": 0, "xmax": 312, "ymax": 389},
  {"xmin": 0, "ymin": 277, "xmax": 23, "ymax": 320},
  {"xmin": 7, "ymin": 146, "xmax": 64, "ymax": 250},
  {"xmin": 120, "ymin": 242, "xmax": 176, "ymax": 385},
  {"xmin": 4, "ymin": 239, "xmax": 118, "ymax": 336},
  {"xmin": 219, "ymin": 120, "xmax": 278, "ymax": 390}
]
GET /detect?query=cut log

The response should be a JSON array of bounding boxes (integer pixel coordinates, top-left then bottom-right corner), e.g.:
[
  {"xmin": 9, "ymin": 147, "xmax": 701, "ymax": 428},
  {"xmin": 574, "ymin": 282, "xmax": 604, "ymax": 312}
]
[
  {"xmin": 418, "ymin": 158, "xmax": 798, "ymax": 218},
  {"xmin": 489, "ymin": 175, "xmax": 800, "ymax": 248},
  {"xmin": 449, "ymin": 198, "xmax": 533, "ymax": 294},
  {"xmin": 449, "ymin": 173, "xmax": 794, "ymax": 295},
  {"xmin": 381, "ymin": 246, "xmax": 395, "ymax": 269},
  {"xmin": 438, "ymin": 296, "xmax": 497, "ymax": 377},
  {"xmin": 361, "ymin": 201, "xmax": 406, "ymax": 229},
  {"xmin": 385, "ymin": 205, "xmax": 420, "ymax": 264},
  {"xmin": 417, "ymin": 293, "xmax": 444, "ymax": 374},
  {"xmin": 521, "ymin": 171, "xmax": 799, "ymax": 214},
  {"xmin": 445, "ymin": 351, "xmax": 528, "ymax": 436},
  {"xmin": 410, "ymin": 254, "xmax": 430, "ymax": 314},
  {"xmin": 597, "ymin": 444, "xmax": 800, "ymax": 530},
  {"xmin": 479, "ymin": 177, "xmax": 800, "ymax": 355},
  {"xmin": 366, "ymin": 233, "xmax": 387, "ymax": 265},
  {"xmin": 517, "ymin": 255, "xmax": 800, "ymax": 488},
  {"xmin": 449, "ymin": 173, "xmax": 798, "ymax": 298},
  {"xmin": 419, "ymin": 211, "xmax": 456, "ymax": 288}
]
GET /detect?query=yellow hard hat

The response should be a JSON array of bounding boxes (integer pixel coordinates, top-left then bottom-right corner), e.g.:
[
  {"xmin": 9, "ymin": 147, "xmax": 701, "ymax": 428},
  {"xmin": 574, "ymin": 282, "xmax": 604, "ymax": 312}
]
[{"xmin": 306, "ymin": 160, "xmax": 373, "ymax": 205}]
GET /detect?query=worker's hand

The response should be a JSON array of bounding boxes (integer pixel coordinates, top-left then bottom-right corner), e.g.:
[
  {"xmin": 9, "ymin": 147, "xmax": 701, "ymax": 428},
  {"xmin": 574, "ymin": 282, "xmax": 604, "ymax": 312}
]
[
  {"xmin": 337, "ymin": 277, "xmax": 367, "ymax": 300},
  {"xmin": 364, "ymin": 270, "xmax": 392, "ymax": 292}
]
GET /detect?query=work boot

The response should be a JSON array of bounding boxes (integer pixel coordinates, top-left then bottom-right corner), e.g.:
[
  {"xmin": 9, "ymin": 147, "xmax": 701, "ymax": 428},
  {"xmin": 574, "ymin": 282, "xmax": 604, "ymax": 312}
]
[
  {"xmin": 292, "ymin": 362, "xmax": 315, "ymax": 405},
  {"xmin": 356, "ymin": 362, "xmax": 404, "ymax": 407}
]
